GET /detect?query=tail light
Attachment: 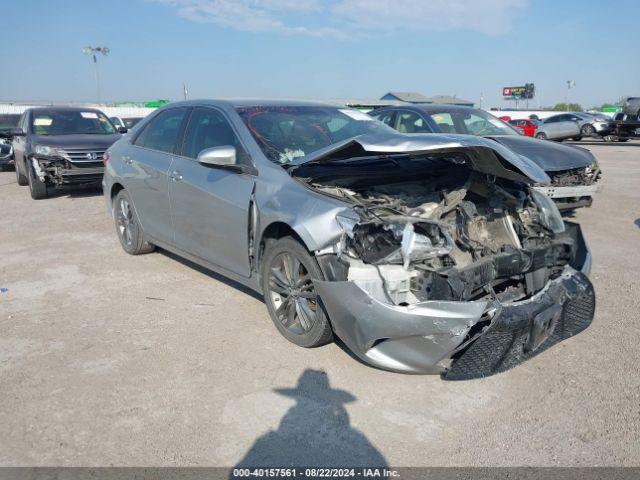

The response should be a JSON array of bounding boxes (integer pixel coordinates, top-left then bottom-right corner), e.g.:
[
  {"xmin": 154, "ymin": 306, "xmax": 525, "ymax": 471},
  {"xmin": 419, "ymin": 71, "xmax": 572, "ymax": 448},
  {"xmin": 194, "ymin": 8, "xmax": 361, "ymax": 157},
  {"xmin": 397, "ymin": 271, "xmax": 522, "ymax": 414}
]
[{"xmin": 103, "ymin": 151, "xmax": 109, "ymax": 165}]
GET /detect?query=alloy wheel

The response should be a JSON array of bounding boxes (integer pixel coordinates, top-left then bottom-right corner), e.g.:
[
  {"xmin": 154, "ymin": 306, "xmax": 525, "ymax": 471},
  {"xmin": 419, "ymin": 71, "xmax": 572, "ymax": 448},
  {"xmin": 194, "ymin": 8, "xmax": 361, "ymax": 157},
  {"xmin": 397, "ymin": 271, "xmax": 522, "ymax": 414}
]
[
  {"xmin": 268, "ymin": 252, "xmax": 318, "ymax": 335},
  {"xmin": 116, "ymin": 198, "xmax": 134, "ymax": 248}
]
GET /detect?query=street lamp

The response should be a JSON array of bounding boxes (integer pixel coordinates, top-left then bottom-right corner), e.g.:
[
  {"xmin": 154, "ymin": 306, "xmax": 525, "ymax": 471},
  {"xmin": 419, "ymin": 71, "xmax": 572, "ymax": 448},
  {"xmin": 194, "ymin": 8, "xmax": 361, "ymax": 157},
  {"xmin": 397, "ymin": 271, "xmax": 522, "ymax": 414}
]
[
  {"xmin": 565, "ymin": 80, "xmax": 575, "ymax": 111},
  {"xmin": 83, "ymin": 46, "xmax": 109, "ymax": 104}
]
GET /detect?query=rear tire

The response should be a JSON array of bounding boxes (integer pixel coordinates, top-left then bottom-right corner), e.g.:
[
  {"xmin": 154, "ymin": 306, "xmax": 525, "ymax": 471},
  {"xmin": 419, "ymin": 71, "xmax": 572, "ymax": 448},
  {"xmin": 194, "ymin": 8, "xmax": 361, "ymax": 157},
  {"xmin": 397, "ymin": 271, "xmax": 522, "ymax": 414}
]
[
  {"xmin": 261, "ymin": 237, "xmax": 333, "ymax": 348},
  {"xmin": 618, "ymin": 138, "xmax": 629, "ymax": 142},
  {"xmin": 15, "ymin": 159, "xmax": 28, "ymax": 186},
  {"xmin": 113, "ymin": 189, "xmax": 155, "ymax": 255},
  {"xmin": 27, "ymin": 161, "xmax": 48, "ymax": 199}
]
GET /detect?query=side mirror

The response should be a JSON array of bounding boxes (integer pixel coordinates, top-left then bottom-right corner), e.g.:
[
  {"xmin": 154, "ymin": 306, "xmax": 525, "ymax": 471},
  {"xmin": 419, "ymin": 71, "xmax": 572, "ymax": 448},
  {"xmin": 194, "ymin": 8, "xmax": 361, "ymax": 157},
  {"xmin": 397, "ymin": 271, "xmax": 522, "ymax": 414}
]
[
  {"xmin": 197, "ymin": 145, "xmax": 237, "ymax": 168},
  {"xmin": 118, "ymin": 127, "xmax": 128, "ymax": 134}
]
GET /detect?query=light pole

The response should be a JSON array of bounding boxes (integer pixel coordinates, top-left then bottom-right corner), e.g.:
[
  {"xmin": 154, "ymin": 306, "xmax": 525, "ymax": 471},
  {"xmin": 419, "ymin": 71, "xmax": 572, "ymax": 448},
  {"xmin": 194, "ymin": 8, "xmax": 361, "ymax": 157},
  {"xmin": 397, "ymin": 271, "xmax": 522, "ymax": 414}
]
[
  {"xmin": 565, "ymin": 80, "xmax": 575, "ymax": 111},
  {"xmin": 83, "ymin": 46, "xmax": 109, "ymax": 104}
]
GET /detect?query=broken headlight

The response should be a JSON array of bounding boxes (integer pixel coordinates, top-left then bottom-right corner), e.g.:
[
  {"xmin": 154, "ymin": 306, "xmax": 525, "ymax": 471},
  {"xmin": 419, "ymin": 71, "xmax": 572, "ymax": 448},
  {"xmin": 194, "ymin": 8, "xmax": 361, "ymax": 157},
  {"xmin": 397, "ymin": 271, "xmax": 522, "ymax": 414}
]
[
  {"xmin": 531, "ymin": 188, "xmax": 565, "ymax": 233},
  {"xmin": 346, "ymin": 220, "xmax": 453, "ymax": 266},
  {"xmin": 33, "ymin": 145, "xmax": 62, "ymax": 157}
]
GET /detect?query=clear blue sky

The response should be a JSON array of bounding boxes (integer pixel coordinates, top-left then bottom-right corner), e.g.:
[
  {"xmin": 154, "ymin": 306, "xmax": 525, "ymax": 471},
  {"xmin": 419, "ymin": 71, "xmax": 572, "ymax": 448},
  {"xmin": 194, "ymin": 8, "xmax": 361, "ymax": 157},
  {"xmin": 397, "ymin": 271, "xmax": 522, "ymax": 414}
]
[{"xmin": 1, "ymin": 0, "xmax": 638, "ymax": 108}]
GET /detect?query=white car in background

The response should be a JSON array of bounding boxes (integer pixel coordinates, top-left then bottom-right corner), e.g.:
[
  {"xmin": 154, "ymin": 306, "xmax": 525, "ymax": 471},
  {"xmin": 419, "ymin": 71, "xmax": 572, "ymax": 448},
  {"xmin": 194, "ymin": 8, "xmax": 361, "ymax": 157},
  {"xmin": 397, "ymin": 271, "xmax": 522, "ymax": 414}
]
[{"xmin": 109, "ymin": 116, "xmax": 143, "ymax": 131}]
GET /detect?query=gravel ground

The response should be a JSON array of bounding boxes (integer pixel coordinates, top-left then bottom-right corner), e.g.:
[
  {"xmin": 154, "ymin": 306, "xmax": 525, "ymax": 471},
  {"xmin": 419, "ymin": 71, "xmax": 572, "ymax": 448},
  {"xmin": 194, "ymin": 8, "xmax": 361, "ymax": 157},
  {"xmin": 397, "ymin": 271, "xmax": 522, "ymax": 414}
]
[{"xmin": 0, "ymin": 140, "xmax": 639, "ymax": 467}]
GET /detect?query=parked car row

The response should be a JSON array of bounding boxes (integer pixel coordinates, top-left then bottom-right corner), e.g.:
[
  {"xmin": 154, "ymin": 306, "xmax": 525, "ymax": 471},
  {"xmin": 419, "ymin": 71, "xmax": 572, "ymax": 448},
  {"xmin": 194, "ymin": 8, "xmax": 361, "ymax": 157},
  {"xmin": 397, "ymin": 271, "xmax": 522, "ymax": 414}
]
[
  {"xmin": 4, "ymin": 99, "xmax": 597, "ymax": 379},
  {"xmin": 0, "ymin": 114, "xmax": 21, "ymax": 170},
  {"xmin": 369, "ymin": 104, "xmax": 602, "ymax": 210}
]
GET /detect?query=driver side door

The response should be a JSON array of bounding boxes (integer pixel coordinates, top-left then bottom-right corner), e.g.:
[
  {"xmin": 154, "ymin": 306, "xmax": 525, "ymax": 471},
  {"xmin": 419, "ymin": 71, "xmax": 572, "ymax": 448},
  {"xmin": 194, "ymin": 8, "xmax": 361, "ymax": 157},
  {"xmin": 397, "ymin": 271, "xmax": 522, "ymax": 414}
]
[{"xmin": 169, "ymin": 107, "xmax": 256, "ymax": 277}]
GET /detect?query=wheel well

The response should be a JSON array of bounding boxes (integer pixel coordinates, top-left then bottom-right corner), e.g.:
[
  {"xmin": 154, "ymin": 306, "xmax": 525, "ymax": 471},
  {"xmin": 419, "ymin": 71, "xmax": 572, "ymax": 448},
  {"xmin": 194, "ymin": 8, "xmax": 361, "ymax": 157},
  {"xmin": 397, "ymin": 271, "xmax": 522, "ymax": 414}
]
[
  {"xmin": 259, "ymin": 221, "xmax": 305, "ymax": 252},
  {"xmin": 257, "ymin": 222, "xmax": 307, "ymax": 276},
  {"xmin": 110, "ymin": 182, "xmax": 125, "ymax": 204}
]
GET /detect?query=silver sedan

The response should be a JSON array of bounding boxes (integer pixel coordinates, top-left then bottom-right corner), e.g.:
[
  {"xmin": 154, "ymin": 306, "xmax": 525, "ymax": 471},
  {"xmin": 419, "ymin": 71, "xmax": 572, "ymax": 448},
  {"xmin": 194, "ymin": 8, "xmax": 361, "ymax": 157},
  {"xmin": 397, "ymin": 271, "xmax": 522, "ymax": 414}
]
[
  {"xmin": 103, "ymin": 100, "xmax": 594, "ymax": 378},
  {"xmin": 534, "ymin": 114, "xmax": 582, "ymax": 141}
]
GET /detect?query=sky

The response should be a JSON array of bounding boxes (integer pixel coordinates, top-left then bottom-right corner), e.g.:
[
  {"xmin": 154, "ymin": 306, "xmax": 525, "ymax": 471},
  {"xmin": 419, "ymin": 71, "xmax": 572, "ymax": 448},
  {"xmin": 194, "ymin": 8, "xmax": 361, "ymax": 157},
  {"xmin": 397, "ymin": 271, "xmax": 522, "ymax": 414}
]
[{"xmin": 1, "ymin": 0, "xmax": 639, "ymax": 108}]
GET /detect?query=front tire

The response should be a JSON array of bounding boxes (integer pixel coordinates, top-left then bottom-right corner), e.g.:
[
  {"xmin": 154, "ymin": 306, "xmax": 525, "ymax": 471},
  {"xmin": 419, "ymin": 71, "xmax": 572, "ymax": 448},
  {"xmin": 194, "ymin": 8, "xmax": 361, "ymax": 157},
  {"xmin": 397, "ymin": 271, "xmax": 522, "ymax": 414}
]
[
  {"xmin": 113, "ymin": 189, "xmax": 155, "ymax": 255},
  {"xmin": 261, "ymin": 237, "xmax": 333, "ymax": 348},
  {"xmin": 27, "ymin": 161, "xmax": 48, "ymax": 199},
  {"xmin": 581, "ymin": 124, "xmax": 596, "ymax": 136},
  {"xmin": 15, "ymin": 159, "xmax": 28, "ymax": 186}
]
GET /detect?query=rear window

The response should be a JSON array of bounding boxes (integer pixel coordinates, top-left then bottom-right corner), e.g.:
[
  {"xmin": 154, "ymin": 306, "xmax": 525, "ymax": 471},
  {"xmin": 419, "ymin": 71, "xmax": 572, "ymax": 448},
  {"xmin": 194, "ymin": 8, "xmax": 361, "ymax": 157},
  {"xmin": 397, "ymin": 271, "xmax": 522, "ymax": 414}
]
[{"xmin": 0, "ymin": 114, "xmax": 20, "ymax": 130}]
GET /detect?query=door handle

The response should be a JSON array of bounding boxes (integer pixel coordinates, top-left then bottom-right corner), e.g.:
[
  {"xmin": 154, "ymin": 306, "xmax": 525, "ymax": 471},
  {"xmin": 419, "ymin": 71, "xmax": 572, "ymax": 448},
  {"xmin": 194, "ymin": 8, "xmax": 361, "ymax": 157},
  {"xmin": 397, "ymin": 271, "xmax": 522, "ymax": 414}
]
[
  {"xmin": 170, "ymin": 170, "xmax": 182, "ymax": 182},
  {"xmin": 123, "ymin": 155, "xmax": 133, "ymax": 165}
]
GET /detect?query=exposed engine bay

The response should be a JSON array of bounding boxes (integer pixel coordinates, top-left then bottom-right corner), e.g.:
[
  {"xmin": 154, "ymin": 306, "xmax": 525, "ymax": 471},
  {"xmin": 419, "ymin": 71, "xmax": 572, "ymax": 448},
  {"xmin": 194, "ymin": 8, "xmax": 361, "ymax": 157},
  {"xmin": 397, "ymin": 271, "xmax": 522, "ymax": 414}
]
[{"xmin": 296, "ymin": 152, "xmax": 575, "ymax": 307}]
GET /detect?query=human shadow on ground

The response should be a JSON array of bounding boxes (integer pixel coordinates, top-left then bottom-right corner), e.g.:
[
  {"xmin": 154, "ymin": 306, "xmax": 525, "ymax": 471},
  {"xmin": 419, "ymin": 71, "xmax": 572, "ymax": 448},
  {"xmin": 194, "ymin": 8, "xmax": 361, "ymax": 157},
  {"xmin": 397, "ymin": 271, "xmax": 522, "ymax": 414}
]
[{"xmin": 232, "ymin": 369, "xmax": 388, "ymax": 470}]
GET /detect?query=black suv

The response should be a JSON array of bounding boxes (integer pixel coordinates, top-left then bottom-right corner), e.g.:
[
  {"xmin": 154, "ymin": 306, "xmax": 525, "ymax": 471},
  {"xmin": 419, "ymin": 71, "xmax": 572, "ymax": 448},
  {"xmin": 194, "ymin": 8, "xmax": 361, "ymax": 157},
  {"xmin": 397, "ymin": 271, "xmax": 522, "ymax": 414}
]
[{"xmin": 11, "ymin": 107, "xmax": 123, "ymax": 199}]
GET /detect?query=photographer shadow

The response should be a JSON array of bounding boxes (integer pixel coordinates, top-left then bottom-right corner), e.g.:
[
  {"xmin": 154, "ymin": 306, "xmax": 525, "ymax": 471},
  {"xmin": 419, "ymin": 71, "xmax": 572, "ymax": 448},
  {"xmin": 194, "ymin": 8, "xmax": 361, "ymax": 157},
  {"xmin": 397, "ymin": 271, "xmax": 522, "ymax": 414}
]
[{"xmin": 232, "ymin": 369, "xmax": 387, "ymax": 470}]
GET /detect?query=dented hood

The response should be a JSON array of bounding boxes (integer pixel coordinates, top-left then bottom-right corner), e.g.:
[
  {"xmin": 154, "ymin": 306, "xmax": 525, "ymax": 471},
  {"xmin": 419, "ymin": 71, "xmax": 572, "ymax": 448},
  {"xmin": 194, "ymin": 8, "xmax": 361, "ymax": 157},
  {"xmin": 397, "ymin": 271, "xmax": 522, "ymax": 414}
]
[
  {"xmin": 486, "ymin": 135, "xmax": 595, "ymax": 172},
  {"xmin": 289, "ymin": 132, "xmax": 551, "ymax": 185}
]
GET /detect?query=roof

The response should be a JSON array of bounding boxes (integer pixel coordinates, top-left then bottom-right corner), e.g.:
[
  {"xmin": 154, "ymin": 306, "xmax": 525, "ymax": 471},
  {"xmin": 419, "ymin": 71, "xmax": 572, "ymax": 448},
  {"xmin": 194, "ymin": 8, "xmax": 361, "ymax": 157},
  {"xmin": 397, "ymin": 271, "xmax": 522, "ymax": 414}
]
[
  {"xmin": 381, "ymin": 92, "xmax": 431, "ymax": 103},
  {"xmin": 425, "ymin": 95, "xmax": 474, "ymax": 106},
  {"xmin": 371, "ymin": 103, "xmax": 477, "ymax": 114},
  {"xmin": 26, "ymin": 106, "xmax": 107, "ymax": 113},
  {"xmin": 155, "ymin": 98, "xmax": 347, "ymax": 109}
]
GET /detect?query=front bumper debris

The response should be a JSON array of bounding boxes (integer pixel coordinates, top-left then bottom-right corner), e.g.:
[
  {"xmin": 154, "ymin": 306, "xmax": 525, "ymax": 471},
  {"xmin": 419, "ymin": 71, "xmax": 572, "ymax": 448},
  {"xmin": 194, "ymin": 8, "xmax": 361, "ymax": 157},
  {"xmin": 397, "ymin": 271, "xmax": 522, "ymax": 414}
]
[
  {"xmin": 30, "ymin": 156, "xmax": 104, "ymax": 186},
  {"xmin": 533, "ymin": 184, "xmax": 600, "ymax": 199},
  {"xmin": 315, "ymin": 224, "xmax": 594, "ymax": 377},
  {"xmin": 534, "ymin": 184, "xmax": 600, "ymax": 211}
]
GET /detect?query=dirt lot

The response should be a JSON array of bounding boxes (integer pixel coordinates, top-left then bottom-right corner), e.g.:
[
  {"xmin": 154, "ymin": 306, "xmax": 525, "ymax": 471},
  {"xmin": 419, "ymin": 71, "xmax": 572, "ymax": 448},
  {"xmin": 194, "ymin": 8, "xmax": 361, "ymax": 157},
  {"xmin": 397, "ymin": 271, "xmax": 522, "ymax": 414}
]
[{"xmin": 1, "ymin": 140, "xmax": 639, "ymax": 467}]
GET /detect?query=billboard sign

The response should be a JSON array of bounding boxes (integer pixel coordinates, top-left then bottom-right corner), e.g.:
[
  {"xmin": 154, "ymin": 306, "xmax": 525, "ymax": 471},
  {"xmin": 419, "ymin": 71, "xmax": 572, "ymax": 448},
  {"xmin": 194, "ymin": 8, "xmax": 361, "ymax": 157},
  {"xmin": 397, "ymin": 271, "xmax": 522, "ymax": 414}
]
[{"xmin": 503, "ymin": 84, "xmax": 535, "ymax": 99}]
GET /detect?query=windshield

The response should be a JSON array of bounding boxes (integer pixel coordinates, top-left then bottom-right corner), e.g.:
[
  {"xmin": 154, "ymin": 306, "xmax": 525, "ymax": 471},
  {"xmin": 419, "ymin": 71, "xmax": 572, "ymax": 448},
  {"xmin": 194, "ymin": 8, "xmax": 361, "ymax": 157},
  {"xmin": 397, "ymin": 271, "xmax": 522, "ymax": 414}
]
[
  {"xmin": 236, "ymin": 106, "xmax": 395, "ymax": 164},
  {"xmin": 124, "ymin": 117, "xmax": 142, "ymax": 128},
  {"xmin": 427, "ymin": 109, "xmax": 520, "ymax": 136},
  {"xmin": 31, "ymin": 110, "xmax": 117, "ymax": 136},
  {"xmin": 0, "ymin": 114, "xmax": 20, "ymax": 130}
]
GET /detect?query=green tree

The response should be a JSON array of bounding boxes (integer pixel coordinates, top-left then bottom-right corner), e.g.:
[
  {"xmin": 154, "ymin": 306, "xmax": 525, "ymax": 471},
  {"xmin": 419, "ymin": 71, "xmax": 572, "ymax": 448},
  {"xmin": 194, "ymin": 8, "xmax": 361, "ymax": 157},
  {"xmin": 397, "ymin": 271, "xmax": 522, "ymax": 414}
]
[{"xmin": 552, "ymin": 103, "xmax": 583, "ymax": 112}]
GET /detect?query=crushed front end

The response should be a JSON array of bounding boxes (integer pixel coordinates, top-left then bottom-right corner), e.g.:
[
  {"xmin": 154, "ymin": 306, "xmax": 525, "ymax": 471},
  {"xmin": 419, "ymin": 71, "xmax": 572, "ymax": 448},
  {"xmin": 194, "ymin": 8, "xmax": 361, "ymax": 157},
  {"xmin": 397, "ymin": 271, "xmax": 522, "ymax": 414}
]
[
  {"xmin": 534, "ymin": 163, "xmax": 602, "ymax": 211},
  {"xmin": 29, "ymin": 146, "xmax": 105, "ymax": 187},
  {"xmin": 292, "ymin": 143, "xmax": 595, "ymax": 377}
]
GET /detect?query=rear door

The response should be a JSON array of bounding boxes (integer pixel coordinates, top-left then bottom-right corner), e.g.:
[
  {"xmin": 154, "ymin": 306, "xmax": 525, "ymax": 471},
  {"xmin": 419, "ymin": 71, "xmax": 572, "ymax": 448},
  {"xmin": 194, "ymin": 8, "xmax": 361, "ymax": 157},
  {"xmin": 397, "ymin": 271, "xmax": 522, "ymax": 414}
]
[
  {"xmin": 123, "ymin": 107, "xmax": 190, "ymax": 243},
  {"xmin": 169, "ymin": 106, "xmax": 256, "ymax": 277},
  {"xmin": 556, "ymin": 114, "xmax": 579, "ymax": 137}
]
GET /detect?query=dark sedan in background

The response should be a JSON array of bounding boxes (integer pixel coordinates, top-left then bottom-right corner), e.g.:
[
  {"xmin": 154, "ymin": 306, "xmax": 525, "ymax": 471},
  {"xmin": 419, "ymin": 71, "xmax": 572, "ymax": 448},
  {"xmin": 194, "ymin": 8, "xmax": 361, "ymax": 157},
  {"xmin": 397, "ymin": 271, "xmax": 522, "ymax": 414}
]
[
  {"xmin": 369, "ymin": 104, "xmax": 601, "ymax": 211},
  {"xmin": 0, "ymin": 113, "xmax": 21, "ymax": 170},
  {"xmin": 11, "ymin": 107, "xmax": 121, "ymax": 199}
]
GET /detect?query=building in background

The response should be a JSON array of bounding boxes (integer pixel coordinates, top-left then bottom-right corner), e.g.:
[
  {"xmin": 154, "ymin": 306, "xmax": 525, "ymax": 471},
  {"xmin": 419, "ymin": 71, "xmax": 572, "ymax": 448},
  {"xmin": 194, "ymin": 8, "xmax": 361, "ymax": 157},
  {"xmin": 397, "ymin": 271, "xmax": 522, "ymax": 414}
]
[{"xmin": 380, "ymin": 92, "xmax": 474, "ymax": 107}]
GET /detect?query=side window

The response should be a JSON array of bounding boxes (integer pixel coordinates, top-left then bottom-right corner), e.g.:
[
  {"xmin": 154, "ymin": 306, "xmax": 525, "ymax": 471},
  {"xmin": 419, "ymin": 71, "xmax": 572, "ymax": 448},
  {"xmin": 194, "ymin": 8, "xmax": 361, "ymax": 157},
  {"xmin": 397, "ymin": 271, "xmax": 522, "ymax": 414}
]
[
  {"xmin": 428, "ymin": 112, "xmax": 455, "ymax": 133},
  {"xmin": 396, "ymin": 111, "xmax": 431, "ymax": 133},
  {"xmin": 545, "ymin": 116, "xmax": 558, "ymax": 123},
  {"xmin": 371, "ymin": 110, "xmax": 395, "ymax": 127},
  {"xmin": 134, "ymin": 107, "xmax": 188, "ymax": 154},
  {"xmin": 181, "ymin": 107, "xmax": 249, "ymax": 163}
]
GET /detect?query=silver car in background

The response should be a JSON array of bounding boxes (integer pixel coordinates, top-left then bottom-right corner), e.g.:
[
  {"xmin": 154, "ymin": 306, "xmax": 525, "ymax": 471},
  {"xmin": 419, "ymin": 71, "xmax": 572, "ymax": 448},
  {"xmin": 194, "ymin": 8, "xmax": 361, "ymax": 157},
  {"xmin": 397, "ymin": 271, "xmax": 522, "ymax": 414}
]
[
  {"xmin": 534, "ymin": 114, "xmax": 582, "ymax": 141},
  {"xmin": 570, "ymin": 112, "xmax": 615, "ymax": 138},
  {"xmin": 102, "ymin": 100, "xmax": 594, "ymax": 378}
]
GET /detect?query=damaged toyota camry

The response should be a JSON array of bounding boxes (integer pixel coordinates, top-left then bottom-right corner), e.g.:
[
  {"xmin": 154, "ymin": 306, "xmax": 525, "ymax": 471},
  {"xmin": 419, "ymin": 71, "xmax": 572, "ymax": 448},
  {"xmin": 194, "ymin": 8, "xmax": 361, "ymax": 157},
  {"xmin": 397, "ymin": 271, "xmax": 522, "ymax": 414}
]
[{"xmin": 103, "ymin": 100, "xmax": 595, "ymax": 379}]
